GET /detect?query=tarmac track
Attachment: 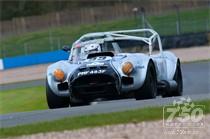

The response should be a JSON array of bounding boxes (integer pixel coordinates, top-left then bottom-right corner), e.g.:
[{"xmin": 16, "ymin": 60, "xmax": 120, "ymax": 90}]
[{"xmin": 0, "ymin": 61, "xmax": 209, "ymax": 128}]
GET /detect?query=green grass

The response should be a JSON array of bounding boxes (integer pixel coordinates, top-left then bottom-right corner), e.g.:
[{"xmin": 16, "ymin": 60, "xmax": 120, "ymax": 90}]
[
  {"xmin": 183, "ymin": 58, "xmax": 210, "ymax": 63},
  {"xmin": 0, "ymin": 19, "xmax": 137, "ymax": 57},
  {"xmin": 0, "ymin": 86, "xmax": 47, "ymax": 114},
  {"xmin": 0, "ymin": 7, "xmax": 209, "ymax": 57},
  {"xmin": 0, "ymin": 99, "xmax": 209, "ymax": 138},
  {"xmin": 147, "ymin": 7, "xmax": 210, "ymax": 35},
  {"xmin": 0, "ymin": 86, "xmax": 209, "ymax": 137}
]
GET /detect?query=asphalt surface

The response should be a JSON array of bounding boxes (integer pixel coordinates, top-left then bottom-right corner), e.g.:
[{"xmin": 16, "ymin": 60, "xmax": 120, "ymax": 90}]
[
  {"xmin": 0, "ymin": 61, "xmax": 209, "ymax": 128},
  {"xmin": 0, "ymin": 79, "xmax": 45, "ymax": 91}
]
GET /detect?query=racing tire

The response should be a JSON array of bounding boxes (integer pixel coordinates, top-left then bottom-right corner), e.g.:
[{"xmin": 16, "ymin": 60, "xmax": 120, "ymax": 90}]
[
  {"xmin": 162, "ymin": 61, "xmax": 183, "ymax": 97},
  {"xmin": 46, "ymin": 79, "xmax": 70, "ymax": 109},
  {"xmin": 135, "ymin": 62, "xmax": 157, "ymax": 100},
  {"xmin": 69, "ymin": 100, "xmax": 89, "ymax": 107},
  {"xmin": 171, "ymin": 62, "xmax": 183, "ymax": 96}
]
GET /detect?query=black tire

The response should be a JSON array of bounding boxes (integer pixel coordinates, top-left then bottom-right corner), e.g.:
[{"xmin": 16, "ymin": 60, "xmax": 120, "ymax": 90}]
[
  {"xmin": 135, "ymin": 62, "xmax": 157, "ymax": 100},
  {"xmin": 69, "ymin": 91, "xmax": 89, "ymax": 107},
  {"xmin": 69, "ymin": 99, "xmax": 89, "ymax": 107},
  {"xmin": 171, "ymin": 62, "xmax": 183, "ymax": 96},
  {"xmin": 46, "ymin": 79, "xmax": 69, "ymax": 109},
  {"xmin": 162, "ymin": 61, "xmax": 183, "ymax": 97}
]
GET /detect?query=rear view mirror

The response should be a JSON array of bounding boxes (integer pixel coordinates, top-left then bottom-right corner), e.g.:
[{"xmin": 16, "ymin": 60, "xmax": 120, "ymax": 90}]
[{"xmin": 62, "ymin": 45, "xmax": 71, "ymax": 52}]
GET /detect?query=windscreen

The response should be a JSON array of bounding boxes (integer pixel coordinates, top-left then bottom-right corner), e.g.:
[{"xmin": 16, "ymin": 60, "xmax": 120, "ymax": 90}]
[
  {"xmin": 115, "ymin": 40, "xmax": 149, "ymax": 54},
  {"xmin": 70, "ymin": 42, "xmax": 118, "ymax": 62}
]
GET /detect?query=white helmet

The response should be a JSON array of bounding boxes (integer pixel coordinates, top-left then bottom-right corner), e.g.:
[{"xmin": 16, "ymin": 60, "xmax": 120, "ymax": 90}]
[{"xmin": 83, "ymin": 43, "xmax": 101, "ymax": 53}]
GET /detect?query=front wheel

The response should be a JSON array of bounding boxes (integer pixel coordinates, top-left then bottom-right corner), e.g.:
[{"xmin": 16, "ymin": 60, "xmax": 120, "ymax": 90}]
[
  {"xmin": 46, "ymin": 79, "xmax": 70, "ymax": 109},
  {"xmin": 69, "ymin": 98, "xmax": 89, "ymax": 107},
  {"xmin": 135, "ymin": 62, "xmax": 157, "ymax": 100}
]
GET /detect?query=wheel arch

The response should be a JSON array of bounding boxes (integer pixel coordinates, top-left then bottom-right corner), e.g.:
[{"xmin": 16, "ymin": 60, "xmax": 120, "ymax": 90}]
[
  {"xmin": 148, "ymin": 59, "xmax": 157, "ymax": 78},
  {"xmin": 138, "ymin": 58, "xmax": 157, "ymax": 88},
  {"xmin": 163, "ymin": 51, "xmax": 181, "ymax": 80},
  {"xmin": 46, "ymin": 60, "xmax": 78, "ymax": 97}
]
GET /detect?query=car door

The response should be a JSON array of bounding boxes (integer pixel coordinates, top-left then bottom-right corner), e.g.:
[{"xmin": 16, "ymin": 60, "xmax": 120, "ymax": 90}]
[{"xmin": 150, "ymin": 40, "xmax": 167, "ymax": 81}]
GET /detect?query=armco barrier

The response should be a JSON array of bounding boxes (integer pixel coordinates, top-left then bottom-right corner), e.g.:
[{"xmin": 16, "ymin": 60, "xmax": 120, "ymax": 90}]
[
  {"xmin": 2, "ymin": 50, "xmax": 69, "ymax": 70},
  {"xmin": 1, "ymin": 32, "xmax": 209, "ymax": 70},
  {"xmin": 0, "ymin": 59, "xmax": 4, "ymax": 70},
  {"xmin": 161, "ymin": 32, "xmax": 208, "ymax": 49}
]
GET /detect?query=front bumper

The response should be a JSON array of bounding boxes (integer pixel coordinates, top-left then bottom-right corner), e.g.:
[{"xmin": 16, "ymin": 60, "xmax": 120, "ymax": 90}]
[
  {"xmin": 69, "ymin": 65, "xmax": 120, "ymax": 100},
  {"xmin": 71, "ymin": 74, "xmax": 119, "ymax": 100}
]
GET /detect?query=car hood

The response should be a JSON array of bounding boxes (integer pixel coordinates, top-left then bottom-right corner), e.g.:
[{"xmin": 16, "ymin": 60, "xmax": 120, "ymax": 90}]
[
  {"xmin": 69, "ymin": 55, "xmax": 121, "ymax": 82},
  {"xmin": 80, "ymin": 54, "xmax": 126, "ymax": 65}
]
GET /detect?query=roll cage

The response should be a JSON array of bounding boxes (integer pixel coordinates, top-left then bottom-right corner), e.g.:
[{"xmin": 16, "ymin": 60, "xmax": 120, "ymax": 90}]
[{"xmin": 70, "ymin": 29, "xmax": 163, "ymax": 61}]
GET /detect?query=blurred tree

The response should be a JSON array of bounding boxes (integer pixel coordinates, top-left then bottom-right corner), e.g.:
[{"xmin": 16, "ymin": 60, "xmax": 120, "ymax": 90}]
[{"xmin": 0, "ymin": 0, "xmax": 129, "ymax": 21}]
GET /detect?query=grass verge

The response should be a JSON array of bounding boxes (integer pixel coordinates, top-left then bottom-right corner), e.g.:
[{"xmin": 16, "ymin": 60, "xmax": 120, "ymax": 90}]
[
  {"xmin": 0, "ymin": 7, "xmax": 209, "ymax": 57},
  {"xmin": 0, "ymin": 86, "xmax": 47, "ymax": 114},
  {"xmin": 183, "ymin": 58, "xmax": 210, "ymax": 64},
  {"xmin": 0, "ymin": 99, "xmax": 209, "ymax": 138}
]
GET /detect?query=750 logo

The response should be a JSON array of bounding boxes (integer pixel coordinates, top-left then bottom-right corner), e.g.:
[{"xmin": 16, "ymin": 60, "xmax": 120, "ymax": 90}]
[{"xmin": 163, "ymin": 97, "xmax": 205, "ymax": 128}]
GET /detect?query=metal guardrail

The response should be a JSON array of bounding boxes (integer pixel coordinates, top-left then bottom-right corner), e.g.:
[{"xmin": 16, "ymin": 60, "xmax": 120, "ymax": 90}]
[{"xmin": 0, "ymin": 50, "xmax": 69, "ymax": 70}]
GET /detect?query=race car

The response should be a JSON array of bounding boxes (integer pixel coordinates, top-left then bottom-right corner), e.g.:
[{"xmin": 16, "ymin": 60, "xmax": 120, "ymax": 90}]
[{"xmin": 46, "ymin": 29, "xmax": 183, "ymax": 109}]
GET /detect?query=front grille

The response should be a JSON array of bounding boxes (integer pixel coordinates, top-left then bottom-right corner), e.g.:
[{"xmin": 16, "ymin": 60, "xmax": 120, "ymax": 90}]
[{"xmin": 71, "ymin": 74, "xmax": 118, "ymax": 100}]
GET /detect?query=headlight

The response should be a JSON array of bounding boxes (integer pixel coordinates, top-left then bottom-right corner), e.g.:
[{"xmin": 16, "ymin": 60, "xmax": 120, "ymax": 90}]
[
  {"xmin": 122, "ymin": 62, "xmax": 134, "ymax": 75},
  {"xmin": 53, "ymin": 69, "xmax": 65, "ymax": 81}
]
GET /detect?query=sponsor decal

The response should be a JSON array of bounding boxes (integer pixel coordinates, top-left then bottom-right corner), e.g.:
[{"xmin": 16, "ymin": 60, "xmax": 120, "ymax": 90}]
[
  {"xmin": 136, "ymin": 65, "xmax": 144, "ymax": 69},
  {"xmin": 86, "ymin": 62, "xmax": 104, "ymax": 67},
  {"xmin": 78, "ymin": 69, "xmax": 106, "ymax": 76}
]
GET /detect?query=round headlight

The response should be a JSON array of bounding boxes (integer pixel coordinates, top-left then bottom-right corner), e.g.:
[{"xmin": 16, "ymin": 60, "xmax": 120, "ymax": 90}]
[
  {"xmin": 53, "ymin": 69, "xmax": 65, "ymax": 81},
  {"xmin": 122, "ymin": 62, "xmax": 134, "ymax": 75}
]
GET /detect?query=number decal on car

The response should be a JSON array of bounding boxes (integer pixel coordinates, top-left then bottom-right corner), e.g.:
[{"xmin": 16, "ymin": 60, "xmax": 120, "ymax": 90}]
[{"xmin": 78, "ymin": 70, "xmax": 106, "ymax": 76}]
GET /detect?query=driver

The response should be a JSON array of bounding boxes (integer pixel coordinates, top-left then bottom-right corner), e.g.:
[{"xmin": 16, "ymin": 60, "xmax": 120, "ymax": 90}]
[{"xmin": 83, "ymin": 43, "xmax": 101, "ymax": 54}]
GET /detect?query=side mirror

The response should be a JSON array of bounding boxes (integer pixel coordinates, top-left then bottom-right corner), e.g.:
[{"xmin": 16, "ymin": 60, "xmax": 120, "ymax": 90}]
[{"xmin": 62, "ymin": 45, "xmax": 71, "ymax": 52}]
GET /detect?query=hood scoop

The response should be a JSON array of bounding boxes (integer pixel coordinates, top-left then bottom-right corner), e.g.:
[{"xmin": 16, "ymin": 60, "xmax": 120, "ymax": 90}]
[{"xmin": 87, "ymin": 52, "xmax": 114, "ymax": 59}]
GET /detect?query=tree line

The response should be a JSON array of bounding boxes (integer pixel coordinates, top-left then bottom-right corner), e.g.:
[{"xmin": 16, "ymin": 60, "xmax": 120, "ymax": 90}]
[{"xmin": 0, "ymin": 0, "xmax": 127, "ymax": 21}]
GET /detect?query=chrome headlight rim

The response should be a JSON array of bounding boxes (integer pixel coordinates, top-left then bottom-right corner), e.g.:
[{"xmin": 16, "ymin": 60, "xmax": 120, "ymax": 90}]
[
  {"xmin": 122, "ymin": 61, "xmax": 134, "ymax": 75},
  {"xmin": 53, "ymin": 69, "xmax": 66, "ymax": 82}
]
